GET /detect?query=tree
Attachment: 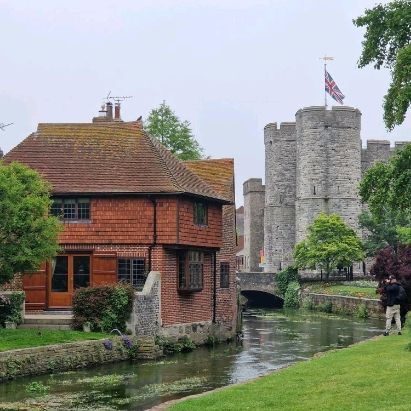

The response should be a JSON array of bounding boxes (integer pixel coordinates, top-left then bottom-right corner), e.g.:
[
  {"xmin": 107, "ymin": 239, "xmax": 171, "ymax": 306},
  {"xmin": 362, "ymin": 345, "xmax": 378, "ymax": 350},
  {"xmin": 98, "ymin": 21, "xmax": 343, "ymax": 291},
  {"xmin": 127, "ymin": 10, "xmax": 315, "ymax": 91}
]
[
  {"xmin": 0, "ymin": 162, "xmax": 62, "ymax": 285},
  {"xmin": 371, "ymin": 245, "xmax": 411, "ymax": 311},
  {"xmin": 293, "ymin": 213, "xmax": 364, "ymax": 279},
  {"xmin": 358, "ymin": 209, "xmax": 409, "ymax": 256},
  {"xmin": 354, "ymin": 1, "xmax": 411, "ymax": 130},
  {"xmin": 359, "ymin": 143, "xmax": 411, "ymax": 249},
  {"xmin": 144, "ymin": 101, "xmax": 204, "ymax": 160}
]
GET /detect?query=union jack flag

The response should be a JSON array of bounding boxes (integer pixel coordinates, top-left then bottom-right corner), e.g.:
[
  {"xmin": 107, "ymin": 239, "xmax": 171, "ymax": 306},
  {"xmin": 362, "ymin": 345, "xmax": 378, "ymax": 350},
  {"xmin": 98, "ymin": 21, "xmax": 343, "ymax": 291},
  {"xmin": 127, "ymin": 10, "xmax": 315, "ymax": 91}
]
[{"xmin": 325, "ymin": 69, "xmax": 345, "ymax": 105}]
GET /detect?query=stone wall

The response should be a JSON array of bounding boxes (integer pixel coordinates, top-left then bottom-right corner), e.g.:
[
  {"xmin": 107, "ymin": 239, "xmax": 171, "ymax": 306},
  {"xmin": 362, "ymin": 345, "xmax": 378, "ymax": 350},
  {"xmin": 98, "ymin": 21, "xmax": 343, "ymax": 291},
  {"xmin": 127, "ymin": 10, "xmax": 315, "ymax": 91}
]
[
  {"xmin": 295, "ymin": 106, "xmax": 362, "ymax": 242},
  {"xmin": 302, "ymin": 292, "xmax": 384, "ymax": 319},
  {"xmin": 159, "ymin": 320, "xmax": 232, "ymax": 345},
  {"xmin": 0, "ymin": 274, "xmax": 23, "ymax": 292},
  {"xmin": 236, "ymin": 272, "xmax": 278, "ymax": 295},
  {"xmin": 243, "ymin": 178, "xmax": 265, "ymax": 272},
  {"xmin": 0, "ymin": 336, "xmax": 160, "ymax": 382},
  {"xmin": 128, "ymin": 271, "xmax": 161, "ymax": 337},
  {"xmin": 264, "ymin": 123, "xmax": 296, "ymax": 273}
]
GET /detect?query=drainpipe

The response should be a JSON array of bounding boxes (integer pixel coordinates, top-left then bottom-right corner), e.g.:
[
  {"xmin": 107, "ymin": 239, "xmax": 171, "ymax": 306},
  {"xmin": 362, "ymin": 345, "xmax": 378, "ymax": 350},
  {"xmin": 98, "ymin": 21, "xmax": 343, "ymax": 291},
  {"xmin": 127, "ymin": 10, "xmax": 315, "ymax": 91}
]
[
  {"xmin": 148, "ymin": 197, "xmax": 157, "ymax": 272},
  {"xmin": 213, "ymin": 251, "xmax": 217, "ymax": 323}
]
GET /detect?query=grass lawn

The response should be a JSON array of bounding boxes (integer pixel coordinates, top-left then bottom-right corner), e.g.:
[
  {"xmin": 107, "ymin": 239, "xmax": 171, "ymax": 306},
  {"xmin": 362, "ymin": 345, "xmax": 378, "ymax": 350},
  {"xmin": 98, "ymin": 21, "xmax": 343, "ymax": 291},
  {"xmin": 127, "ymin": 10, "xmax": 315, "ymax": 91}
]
[
  {"xmin": 170, "ymin": 329, "xmax": 411, "ymax": 411},
  {"xmin": 0, "ymin": 329, "xmax": 110, "ymax": 352},
  {"xmin": 305, "ymin": 283, "xmax": 378, "ymax": 299}
]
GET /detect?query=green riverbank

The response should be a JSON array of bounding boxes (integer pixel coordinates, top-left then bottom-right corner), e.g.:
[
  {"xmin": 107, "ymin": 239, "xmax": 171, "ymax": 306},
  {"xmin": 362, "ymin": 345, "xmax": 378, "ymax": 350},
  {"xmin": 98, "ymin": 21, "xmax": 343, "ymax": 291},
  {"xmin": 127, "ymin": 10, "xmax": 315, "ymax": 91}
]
[
  {"xmin": 0, "ymin": 329, "xmax": 109, "ymax": 352},
  {"xmin": 169, "ymin": 328, "xmax": 411, "ymax": 411}
]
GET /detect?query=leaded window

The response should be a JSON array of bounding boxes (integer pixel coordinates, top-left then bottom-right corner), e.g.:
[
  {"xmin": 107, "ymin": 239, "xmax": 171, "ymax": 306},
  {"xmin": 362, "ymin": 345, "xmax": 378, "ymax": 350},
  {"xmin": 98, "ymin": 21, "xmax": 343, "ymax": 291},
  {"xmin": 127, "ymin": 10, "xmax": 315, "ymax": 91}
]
[
  {"xmin": 178, "ymin": 251, "xmax": 204, "ymax": 291},
  {"xmin": 193, "ymin": 201, "xmax": 208, "ymax": 226},
  {"xmin": 118, "ymin": 258, "xmax": 146, "ymax": 290},
  {"xmin": 220, "ymin": 262, "xmax": 230, "ymax": 288},
  {"xmin": 51, "ymin": 198, "xmax": 90, "ymax": 220}
]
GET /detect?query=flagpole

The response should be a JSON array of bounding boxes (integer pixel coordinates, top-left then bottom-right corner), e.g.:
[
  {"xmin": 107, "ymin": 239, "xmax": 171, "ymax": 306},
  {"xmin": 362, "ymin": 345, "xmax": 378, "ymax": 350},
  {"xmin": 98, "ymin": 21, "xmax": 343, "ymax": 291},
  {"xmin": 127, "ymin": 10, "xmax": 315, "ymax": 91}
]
[
  {"xmin": 320, "ymin": 55, "xmax": 334, "ymax": 108},
  {"xmin": 324, "ymin": 63, "xmax": 327, "ymax": 108}
]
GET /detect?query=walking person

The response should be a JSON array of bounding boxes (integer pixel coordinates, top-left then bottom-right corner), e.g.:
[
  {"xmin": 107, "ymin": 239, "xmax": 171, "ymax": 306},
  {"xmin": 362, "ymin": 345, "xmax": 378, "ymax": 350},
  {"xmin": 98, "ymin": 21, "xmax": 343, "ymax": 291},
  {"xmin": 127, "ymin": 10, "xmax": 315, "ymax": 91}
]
[{"xmin": 383, "ymin": 275, "xmax": 402, "ymax": 336}]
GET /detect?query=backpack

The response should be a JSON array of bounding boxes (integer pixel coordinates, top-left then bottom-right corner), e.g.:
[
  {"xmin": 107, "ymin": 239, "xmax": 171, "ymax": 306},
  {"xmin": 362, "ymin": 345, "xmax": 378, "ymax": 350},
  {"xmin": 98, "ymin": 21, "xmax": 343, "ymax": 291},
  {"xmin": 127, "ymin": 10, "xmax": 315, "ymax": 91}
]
[{"xmin": 398, "ymin": 285, "xmax": 407, "ymax": 305}]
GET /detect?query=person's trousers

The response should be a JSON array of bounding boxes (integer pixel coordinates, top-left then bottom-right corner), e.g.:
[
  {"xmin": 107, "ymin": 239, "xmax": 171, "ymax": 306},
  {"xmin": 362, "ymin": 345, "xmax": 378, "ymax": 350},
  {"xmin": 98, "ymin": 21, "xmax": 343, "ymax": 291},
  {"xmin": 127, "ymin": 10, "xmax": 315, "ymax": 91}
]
[{"xmin": 385, "ymin": 305, "xmax": 401, "ymax": 333}]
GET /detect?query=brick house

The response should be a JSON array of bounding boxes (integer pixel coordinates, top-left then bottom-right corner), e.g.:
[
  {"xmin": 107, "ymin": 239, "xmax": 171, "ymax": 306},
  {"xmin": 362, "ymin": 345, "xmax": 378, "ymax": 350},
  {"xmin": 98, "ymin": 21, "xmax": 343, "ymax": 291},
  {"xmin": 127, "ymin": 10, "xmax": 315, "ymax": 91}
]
[{"xmin": 2, "ymin": 107, "xmax": 237, "ymax": 340}]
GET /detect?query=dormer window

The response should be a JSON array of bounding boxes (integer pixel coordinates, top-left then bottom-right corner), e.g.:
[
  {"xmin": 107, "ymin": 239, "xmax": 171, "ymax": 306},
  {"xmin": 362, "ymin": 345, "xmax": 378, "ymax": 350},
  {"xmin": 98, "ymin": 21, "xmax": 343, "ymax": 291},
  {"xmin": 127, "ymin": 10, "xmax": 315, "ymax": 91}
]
[
  {"xmin": 51, "ymin": 198, "xmax": 90, "ymax": 221},
  {"xmin": 194, "ymin": 201, "xmax": 208, "ymax": 226}
]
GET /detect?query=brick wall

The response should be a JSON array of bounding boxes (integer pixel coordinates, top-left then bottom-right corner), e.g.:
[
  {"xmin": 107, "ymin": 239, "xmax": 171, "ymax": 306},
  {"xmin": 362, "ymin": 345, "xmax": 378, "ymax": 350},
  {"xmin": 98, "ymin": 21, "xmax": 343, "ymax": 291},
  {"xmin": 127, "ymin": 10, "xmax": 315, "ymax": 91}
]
[
  {"xmin": 59, "ymin": 196, "xmax": 222, "ymax": 249},
  {"xmin": 215, "ymin": 203, "xmax": 237, "ymax": 332},
  {"xmin": 177, "ymin": 199, "xmax": 222, "ymax": 248},
  {"xmin": 160, "ymin": 250, "xmax": 213, "ymax": 326}
]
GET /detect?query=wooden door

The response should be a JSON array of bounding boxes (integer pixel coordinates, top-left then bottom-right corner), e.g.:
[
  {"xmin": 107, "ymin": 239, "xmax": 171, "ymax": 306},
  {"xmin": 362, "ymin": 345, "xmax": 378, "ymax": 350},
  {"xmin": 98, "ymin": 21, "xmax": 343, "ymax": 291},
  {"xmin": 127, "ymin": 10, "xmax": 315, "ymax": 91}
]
[{"xmin": 48, "ymin": 255, "xmax": 91, "ymax": 308}]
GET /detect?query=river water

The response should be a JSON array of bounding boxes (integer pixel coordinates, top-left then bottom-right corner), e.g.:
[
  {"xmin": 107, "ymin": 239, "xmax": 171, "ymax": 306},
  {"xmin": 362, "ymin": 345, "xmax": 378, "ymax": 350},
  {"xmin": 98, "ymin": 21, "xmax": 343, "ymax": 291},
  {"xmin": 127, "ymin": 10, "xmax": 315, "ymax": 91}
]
[{"xmin": 0, "ymin": 309, "xmax": 383, "ymax": 410}]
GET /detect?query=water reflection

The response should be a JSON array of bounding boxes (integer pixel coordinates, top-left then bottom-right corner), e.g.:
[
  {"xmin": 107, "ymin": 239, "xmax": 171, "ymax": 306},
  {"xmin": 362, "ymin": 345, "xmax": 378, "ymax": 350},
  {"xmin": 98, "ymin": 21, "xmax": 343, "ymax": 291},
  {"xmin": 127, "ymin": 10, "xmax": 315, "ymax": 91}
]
[{"xmin": 0, "ymin": 309, "xmax": 383, "ymax": 411}]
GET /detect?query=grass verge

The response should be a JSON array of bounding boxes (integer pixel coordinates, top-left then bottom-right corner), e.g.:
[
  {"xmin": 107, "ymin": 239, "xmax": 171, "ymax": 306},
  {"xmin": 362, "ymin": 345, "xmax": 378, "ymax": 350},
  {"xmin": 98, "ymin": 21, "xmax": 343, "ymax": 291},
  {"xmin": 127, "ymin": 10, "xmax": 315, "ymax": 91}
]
[
  {"xmin": 169, "ymin": 329, "xmax": 411, "ymax": 411},
  {"xmin": 305, "ymin": 283, "xmax": 377, "ymax": 299},
  {"xmin": 0, "ymin": 329, "xmax": 109, "ymax": 352}
]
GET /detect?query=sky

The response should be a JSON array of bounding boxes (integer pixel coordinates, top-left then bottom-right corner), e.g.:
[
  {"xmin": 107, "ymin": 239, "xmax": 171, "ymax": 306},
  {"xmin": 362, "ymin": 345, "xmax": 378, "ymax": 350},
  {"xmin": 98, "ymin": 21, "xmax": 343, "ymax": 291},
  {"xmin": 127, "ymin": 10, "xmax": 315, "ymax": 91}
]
[{"xmin": 1, "ymin": 0, "xmax": 410, "ymax": 205}]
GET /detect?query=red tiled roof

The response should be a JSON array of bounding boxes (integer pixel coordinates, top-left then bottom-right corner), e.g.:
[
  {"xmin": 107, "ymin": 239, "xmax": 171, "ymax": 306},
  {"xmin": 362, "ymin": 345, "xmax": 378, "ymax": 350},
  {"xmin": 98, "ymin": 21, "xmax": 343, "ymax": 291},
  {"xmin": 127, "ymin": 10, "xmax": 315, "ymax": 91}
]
[
  {"xmin": 4, "ymin": 121, "xmax": 228, "ymax": 203},
  {"xmin": 184, "ymin": 158, "xmax": 234, "ymax": 203}
]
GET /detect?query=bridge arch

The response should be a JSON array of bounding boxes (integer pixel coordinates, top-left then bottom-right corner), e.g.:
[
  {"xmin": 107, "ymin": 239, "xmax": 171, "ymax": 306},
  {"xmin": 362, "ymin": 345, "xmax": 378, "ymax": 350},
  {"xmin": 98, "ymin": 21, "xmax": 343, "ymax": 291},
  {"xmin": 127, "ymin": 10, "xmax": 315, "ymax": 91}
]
[{"xmin": 237, "ymin": 272, "xmax": 284, "ymax": 308}]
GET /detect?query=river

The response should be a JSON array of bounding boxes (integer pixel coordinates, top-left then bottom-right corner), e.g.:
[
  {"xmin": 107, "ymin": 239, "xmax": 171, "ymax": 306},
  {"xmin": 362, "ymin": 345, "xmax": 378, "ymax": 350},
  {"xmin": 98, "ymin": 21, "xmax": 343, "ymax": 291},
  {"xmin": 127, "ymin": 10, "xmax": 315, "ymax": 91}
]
[{"xmin": 0, "ymin": 309, "xmax": 383, "ymax": 410}]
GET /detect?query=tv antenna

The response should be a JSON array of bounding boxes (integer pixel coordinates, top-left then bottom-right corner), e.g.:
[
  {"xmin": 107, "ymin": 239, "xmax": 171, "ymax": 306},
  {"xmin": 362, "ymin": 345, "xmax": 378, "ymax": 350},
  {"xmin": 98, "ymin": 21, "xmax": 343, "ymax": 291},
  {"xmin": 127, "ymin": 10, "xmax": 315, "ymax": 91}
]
[
  {"xmin": 109, "ymin": 95, "xmax": 133, "ymax": 104},
  {"xmin": 0, "ymin": 122, "xmax": 13, "ymax": 131}
]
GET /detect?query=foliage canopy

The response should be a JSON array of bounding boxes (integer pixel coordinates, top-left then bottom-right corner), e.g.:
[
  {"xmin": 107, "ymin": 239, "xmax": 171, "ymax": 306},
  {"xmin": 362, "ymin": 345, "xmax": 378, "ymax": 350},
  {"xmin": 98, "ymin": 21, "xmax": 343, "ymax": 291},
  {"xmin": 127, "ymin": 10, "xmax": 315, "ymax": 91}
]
[
  {"xmin": 359, "ymin": 143, "xmax": 411, "ymax": 249},
  {"xmin": 354, "ymin": 1, "xmax": 411, "ymax": 130},
  {"xmin": 144, "ymin": 101, "xmax": 203, "ymax": 160},
  {"xmin": 293, "ymin": 213, "xmax": 364, "ymax": 278},
  {"xmin": 0, "ymin": 162, "xmax": 61, "ymax": 285}
]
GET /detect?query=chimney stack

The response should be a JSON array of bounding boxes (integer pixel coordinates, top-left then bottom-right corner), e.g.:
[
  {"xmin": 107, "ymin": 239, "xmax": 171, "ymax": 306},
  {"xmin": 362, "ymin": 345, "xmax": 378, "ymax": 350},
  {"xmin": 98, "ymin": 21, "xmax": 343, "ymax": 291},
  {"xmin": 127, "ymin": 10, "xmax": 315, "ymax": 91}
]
[
  {"xmin": 114, "ymin": 102, "xmax": 121, "ymax": 121},
  {"xmin": 106, "ymin": 102, "xmax": 113, "ymax": 120}
]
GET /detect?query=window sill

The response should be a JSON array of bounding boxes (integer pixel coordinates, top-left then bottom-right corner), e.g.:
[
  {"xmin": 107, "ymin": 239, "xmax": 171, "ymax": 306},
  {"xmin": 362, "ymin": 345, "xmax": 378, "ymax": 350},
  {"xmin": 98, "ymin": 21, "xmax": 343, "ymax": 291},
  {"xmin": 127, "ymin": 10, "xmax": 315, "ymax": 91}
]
[
  {"xmin": 63, "ymin": 219, "xmax": 92, "ymax": 224},
  {"xmin": 178, "ymin": 288, "xmax": 203, "ymax": 293}
]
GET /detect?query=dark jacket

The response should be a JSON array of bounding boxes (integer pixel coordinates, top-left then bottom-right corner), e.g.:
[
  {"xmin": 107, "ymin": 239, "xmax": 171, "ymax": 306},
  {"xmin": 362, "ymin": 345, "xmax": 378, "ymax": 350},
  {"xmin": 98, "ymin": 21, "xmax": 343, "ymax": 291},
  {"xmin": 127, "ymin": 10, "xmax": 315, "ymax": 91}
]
[{"xmin": 384, "ymin": 283, "xmax": 401, "ymax": 306}]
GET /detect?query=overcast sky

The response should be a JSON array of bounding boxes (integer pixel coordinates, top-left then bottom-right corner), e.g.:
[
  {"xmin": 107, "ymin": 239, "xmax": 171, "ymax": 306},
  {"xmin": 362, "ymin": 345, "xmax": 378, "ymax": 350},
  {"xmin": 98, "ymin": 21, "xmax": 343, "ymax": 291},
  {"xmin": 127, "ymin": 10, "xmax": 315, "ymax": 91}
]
[{"xmin": 1, "ymin": 0, "xmax": 410, "ymax": 205}]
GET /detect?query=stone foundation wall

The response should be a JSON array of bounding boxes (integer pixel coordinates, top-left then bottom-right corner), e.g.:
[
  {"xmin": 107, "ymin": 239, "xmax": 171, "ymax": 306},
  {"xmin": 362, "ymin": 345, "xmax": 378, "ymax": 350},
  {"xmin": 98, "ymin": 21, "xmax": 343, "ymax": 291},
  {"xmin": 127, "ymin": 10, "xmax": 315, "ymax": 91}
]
[
  {"xmin": 302, "ymin": 292, "xmax": 384, "ymax": 319},
  {"xmin": 0, "ymin": 336, "xmax": 160, "ymax": 382},
  {"xmin": 160, "ymin": 321, "xmax": 234, "ymax": 345}
]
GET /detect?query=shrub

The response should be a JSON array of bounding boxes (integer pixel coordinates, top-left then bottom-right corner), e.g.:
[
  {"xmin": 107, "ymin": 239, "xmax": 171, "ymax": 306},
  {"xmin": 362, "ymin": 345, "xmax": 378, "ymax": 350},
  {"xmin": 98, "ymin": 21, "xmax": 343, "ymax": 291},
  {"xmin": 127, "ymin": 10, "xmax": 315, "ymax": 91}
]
[
  {"xmin": 356, "ymin": 303, "xmax": 369, "ymax": 319},
  {"xmin": 284, "ymin": 281, "xmax": 300, "ymax": 309},
  {"xmin": 0, "ymin": 291, "xmax": 25, "ymax": 326},
  {"xmin": 155, "ymin": 336, "xmax": 196, "ymax": 354},
  {"xmin": 318, "ymin": 301, "xmax": 333, "ymax": 313},
  {"xmin": 72, "ymin": 284, "xmax": 134, "ymax": 332},
  {"xmin": 276, "ymin": 266, "xmax": 299, "ymax": 297},
  {"xmin": 301, "ymin": 296, "xmax": 315, "ymax": 310}
]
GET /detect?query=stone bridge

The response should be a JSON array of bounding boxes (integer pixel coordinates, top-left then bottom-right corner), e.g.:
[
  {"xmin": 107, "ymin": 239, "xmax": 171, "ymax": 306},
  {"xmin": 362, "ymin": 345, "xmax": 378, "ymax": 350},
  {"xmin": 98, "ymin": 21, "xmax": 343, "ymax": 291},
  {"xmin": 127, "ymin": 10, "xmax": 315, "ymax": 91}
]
[{"xmin": 236, "ymin": 272, "xmax": 283, "ymax": 307}]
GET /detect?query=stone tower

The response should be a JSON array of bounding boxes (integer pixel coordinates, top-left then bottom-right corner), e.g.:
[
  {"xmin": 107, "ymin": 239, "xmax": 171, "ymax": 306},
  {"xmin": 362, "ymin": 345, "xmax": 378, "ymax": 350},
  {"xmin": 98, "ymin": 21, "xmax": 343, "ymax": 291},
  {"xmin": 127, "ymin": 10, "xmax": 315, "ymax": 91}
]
[
  {"xmin": 245, "ymin": 105, "xmax": 408, "ymax": 275},
  {"xmin": 264, "ymin": 122, "xmax": 296, "ymax": 272},
  {"xmin": 295, "ymin": 106, "xmax": 362, "ymax": 242},
  {"xmin": 243, "ymin": 178, "xmax": 265, "ymax": 272}
]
